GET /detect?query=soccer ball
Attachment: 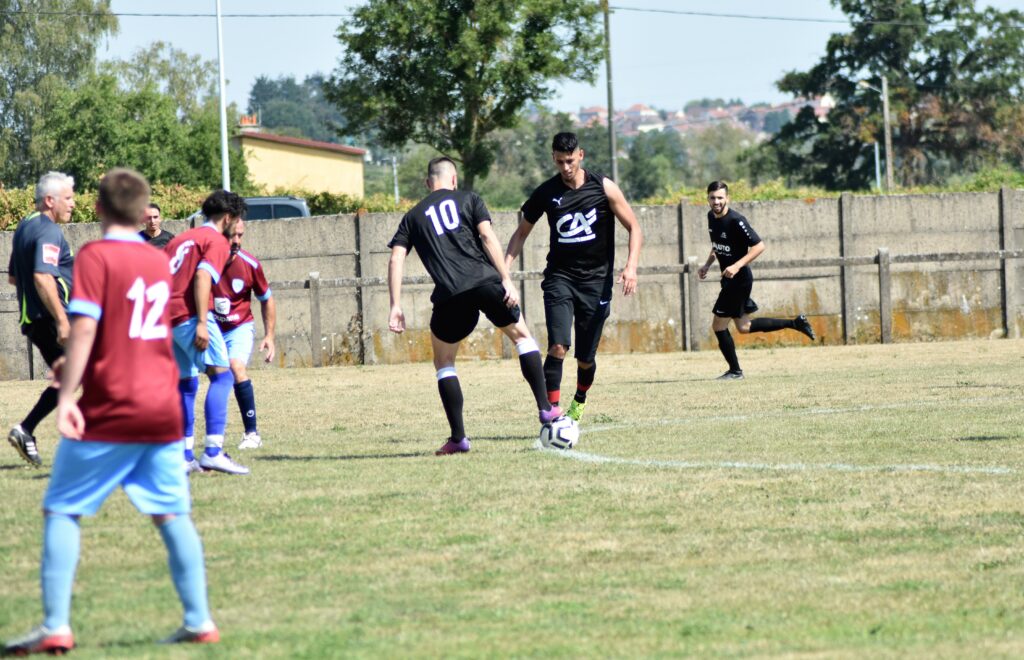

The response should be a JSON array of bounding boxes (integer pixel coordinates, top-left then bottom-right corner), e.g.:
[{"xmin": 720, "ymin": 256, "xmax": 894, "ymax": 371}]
[{"xmin": 539, "ymin": 417, "xmax": 579, "ymax": 450}]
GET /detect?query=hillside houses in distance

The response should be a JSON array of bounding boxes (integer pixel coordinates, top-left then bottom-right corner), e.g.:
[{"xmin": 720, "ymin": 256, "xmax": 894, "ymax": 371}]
[{"xmin": 572, "ymin": 95, "xmax": 835, "ymax": 140}]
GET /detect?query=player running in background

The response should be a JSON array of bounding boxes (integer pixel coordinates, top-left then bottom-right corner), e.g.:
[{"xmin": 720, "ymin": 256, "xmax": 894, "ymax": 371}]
[
  {"xmin": 164, "ymin": 191, "xmax": 249, "ymax": 475},
  {"xmin": 6, "ymin": 172, "xmax": 76, "ymax": 467},
  {"xmin": 505, "ymin": 132, "xmax": 642, "ymax": 425},
  {"xmin": 698, "ymin": 181, "xmax": 816, "ymax": 380},
  {"xmin": 3, "ymin": 169, "xmax": 217, "ymax": 656},
  {"xmin": 387, "ymin": 157, "xmax": 561, "ymax": 455},
  {"xmin": 212, "ymin": 218, "xmax": 276, "ymax": 449}
]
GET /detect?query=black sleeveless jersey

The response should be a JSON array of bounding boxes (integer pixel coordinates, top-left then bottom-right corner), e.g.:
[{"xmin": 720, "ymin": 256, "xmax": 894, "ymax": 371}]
[
  {"xmin": 707, "ymin": 208, "xmax": 762, "ymax": 281},
  {"xmin": 521, "ymin": 170, "xmax": 615, "ymax": 282},
  {"xmin": 388, "ymin": 189, "xmax": 500, "ymax": 304}
]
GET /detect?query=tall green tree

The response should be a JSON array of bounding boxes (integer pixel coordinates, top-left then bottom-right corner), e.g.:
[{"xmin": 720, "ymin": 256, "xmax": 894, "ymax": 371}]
[
  {"xmin": 0, "ymin": 0, "xmax": 117, "ymax": 186},
  {"xmin": 760, "ymin": 0, "xmax": 1024, "ymax": 190},
  {"xmin": 100, "ymin": 41, "xmax": 218, "ymax": 116},
  {"xmin": 325, "ymin": 0, "xmax": 603, "ymax": 190}
]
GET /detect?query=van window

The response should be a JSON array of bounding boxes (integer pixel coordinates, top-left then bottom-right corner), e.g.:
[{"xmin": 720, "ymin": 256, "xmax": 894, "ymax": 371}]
[
  {"xmin": 245, "ymin": 204, "xmax": 274, "ymax": 221},
  {"xmin": 273, "ymin": 204, "xmax": 305, "ymax": 219}
]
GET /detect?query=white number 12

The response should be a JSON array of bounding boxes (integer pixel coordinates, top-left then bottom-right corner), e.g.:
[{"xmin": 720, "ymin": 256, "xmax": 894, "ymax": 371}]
[{"xmin": 126, "ymin": 277, "xmax": 170, "ymax": 340}]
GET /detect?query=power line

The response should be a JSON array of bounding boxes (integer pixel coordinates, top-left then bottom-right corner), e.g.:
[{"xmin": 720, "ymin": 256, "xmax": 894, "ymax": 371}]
[
  {"xmin": 0, "ymin": 11, "xmax": 354, "ymax": 18},
  {"xmin": 608, "ymin": 5, "xmax": 956, "ymax": 28}
]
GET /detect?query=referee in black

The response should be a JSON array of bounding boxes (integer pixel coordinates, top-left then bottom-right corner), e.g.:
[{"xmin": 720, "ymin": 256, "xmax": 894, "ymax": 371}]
[
  {"xmin": 699, "ymin": 180, "xmax": 815, "ymax": 379},
  {"xmin": 6, "ymin": 172, "xmax": 76, "ymax": 466},
  {"xmin": 505, "ymin": 132, "xmax": 643, "ymax": 424},
  {"xmin": 387, "ymin": 157, "xmax": 561, "ymax": 455}
]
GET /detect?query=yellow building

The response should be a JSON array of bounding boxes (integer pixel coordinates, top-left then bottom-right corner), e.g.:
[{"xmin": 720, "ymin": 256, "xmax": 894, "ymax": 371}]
[{"xmin": 234, "ymin": 131, "xmax": 366, "ymax": 197}]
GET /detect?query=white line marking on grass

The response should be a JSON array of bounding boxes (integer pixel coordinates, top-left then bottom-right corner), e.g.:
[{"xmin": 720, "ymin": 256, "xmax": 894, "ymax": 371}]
[
  {"xmin": 534, "ymin": 441, "xmax": 1015, "ymax": 475},
  {"xmin": 583, "ymin": 396, "xmax": 1018, "ymax": 435}
]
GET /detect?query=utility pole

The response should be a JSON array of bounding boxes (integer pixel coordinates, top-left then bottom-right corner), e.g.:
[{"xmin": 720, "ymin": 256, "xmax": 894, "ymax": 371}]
[
  {"xmin": 602, "ymin": 0, "xmax": 618, "ymax": 181},
  {"xmin": 392, "ymin": 156, "xmax": 400, "ymax": 205},
  {"xmin": 881, "ymin": 75, "xmax": 894, "ymax": 191},
  {"xmin": 215, "ymin": 0, "xmax": 230, "ymax": 190}
]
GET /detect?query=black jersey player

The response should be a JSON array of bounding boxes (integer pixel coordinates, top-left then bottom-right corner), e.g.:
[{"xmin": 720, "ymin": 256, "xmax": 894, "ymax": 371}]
[
  {"xmin": 504, "ymin": 132, "xmax": 642, "ymax": 424},
  {"xmin": 698, "ymin": 181, "xmax": 816, "ymax": 379},
  {"xmin": 387, "ymin": 157, "xmax": 561, "ymax": 455}
]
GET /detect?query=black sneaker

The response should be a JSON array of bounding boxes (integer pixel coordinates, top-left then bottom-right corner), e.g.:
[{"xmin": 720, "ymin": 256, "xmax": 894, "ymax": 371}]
[
  {"xmin": 794, "ymin": 314, "xmax": 816, "ymax": 341},
  {"xmin": 716, "ymin": 370, "xmax": 744, "ymax": 381},
  {"xmin": 8, "ymin": 424, "xmax": 41, "ymax": 467}
]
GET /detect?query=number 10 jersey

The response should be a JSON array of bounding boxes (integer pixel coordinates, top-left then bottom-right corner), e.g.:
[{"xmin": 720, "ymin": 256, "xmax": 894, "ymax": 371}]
[{"xmin": 66, "ymin": 234, "xmax": 183, "ymax": 443}]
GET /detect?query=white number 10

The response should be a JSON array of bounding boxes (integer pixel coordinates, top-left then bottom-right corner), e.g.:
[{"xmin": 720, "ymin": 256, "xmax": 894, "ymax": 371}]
[
  {"xmin": 425, "ymin": 199, "xmax": 460, "ymax": 235},
  {"xmin": 126, "ymin": 277, "xmax": 170, "ymax": 340}
]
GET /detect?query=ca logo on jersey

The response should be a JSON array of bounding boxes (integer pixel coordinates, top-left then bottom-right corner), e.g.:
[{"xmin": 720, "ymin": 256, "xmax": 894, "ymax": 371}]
[
  {"xmin": 556, "ymin": 208, "xmax": 598, "ymax": 244},
  {"xmin": 232, "ymin": 278, "xmax": 244, "ymax": 293}
]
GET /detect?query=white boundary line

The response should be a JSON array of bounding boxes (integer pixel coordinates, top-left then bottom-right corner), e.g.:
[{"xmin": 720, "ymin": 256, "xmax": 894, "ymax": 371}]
[{"xmin": 533, "ymin": 396, "xmax": 1019, "ymax": 475}]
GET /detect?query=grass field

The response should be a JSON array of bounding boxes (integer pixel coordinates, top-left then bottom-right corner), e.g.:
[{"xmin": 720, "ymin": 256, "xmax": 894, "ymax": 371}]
[{"xmin": 2, "ymin": 339, "xmax": 1024, "ymax": 658}]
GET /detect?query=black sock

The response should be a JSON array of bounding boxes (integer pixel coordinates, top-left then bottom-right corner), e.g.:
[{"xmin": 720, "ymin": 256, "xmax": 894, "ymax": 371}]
[
  {"xmin": 714, "ymin": 329, "xmax": 742, "ymax": 373},
  {"xmin": 436, "ymin": 372, "xmax": 465, "ymax": 440},
  {"xmin": 518, "ymin": 350, "xmax": 551, "ymax": 412},
  {"xmin": 750, "ymin": 317, "xmax": 795, "ymax": 333},
  {"xmin": 575, "ymin": 363, "xmax": 596, "ymax": 403},
  {"xmin": 22, "ymin": 386, "xmax": 58, "ymax": 434},
  {"xmin": 543, "ymin": 355, "xmax": 564, "ymax": 406}
]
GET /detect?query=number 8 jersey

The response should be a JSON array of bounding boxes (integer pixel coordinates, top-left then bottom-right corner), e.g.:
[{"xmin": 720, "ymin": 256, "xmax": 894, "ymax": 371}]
[
  {"xmin": 388, "ymin": 189, "xmax": 501, "ymax": 304},
  {"xmin": 66, "ymin": 234, "xmax": 183, "ymax": 443}
]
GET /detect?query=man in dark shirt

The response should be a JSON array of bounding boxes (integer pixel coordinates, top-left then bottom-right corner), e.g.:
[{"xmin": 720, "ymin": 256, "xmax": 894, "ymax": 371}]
[
  {"xmin": 505, "ymin": 132, "xmax": 642, "ymax": 424},
  {"xmin": 698, "ymin": 181, "xmax": 816, "ymax": 379},
  {"xmin": 7, "ymin": 172, "xmax": 77, "ymax": 466},
  {"xmin": 388, "ymin": 157, "xmax": 560, "ymax": 455},
  {"xmin": 139, "ymin": 203, "xmax": 174, "ymax": 248}
]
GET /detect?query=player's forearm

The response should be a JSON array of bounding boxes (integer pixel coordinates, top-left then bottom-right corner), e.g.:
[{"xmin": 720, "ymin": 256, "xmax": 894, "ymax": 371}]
[
  {"xmin": 34, "ymin": 273, "xmax": 68, "ymax": 325},
  {"xmin": 504, "ymin": 231, "xmax": 524, "ymax": 270},
  {"xmin": 624, "ymin": 222, "xmax": 643, "ymax": 271},
  {"xmin": 704, "ymin": 251, "xmax": 717, "ymax": 269},
  {"xmin": 59, "ymin": 316, "xmax": 97, "ymax": 402},
  {"xmin": 387, "ymin": 256, "xmax": 404, "ymax": 308},
  {"xmin": 193, "ymin": 270, "xmax": 212, "ymax": 322},
  {"xmin": 8, "ymin": 275, "xmax": 15, "ymax": 286},
  {"xmin": 735, "ymin": 242, "xmax": 765, "ymax": 269},
  {"xmin": 481, "ymin": 233, "xmax": 513, "ymax": 282},
  {"xmin": 261, "ymin": 298, "xmax": 277, "ymax": 339}
]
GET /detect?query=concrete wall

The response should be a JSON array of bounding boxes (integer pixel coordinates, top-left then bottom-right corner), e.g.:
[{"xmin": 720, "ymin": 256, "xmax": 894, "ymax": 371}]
[{"xmin": 1, "ymin": 189, "xmax": 1021, "ymax": 378}]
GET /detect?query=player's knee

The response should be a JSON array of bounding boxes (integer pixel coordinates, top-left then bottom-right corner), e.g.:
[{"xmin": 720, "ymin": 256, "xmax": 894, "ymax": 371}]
[
  {"xmin": 230, "ymin": 360, "xmax": 247, "ymax": 382},
  {"xmin": 151, "ymin": 513, "xmax": 178, "ymax": 527},
  {"xmin": 736, "ymin": 321, "xmax": 752, "ymax": 334},
  {"xmin": 548, "ymin": 344, "xmax": 568, "ymax": 359}
]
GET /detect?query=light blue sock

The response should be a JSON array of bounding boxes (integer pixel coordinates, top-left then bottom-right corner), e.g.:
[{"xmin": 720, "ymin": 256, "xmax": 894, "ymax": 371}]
[
  {"xmin": 203, "ymin": 371, "xmax": 233, "ymax": 456},
  {"xmin": 179, "ymin": 377, "xmax": 199, "ymax": 461},
  {"xmin": 41, "ymin": 514, "xmax": 80, "ymax": 630},
  {"xmin": 157, "ymin": 515, "xmax": 211, "ymax": 629}
]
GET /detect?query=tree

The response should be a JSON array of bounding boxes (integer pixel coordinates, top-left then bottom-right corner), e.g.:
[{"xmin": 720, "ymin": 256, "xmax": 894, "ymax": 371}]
[
  {"xmin": 760, "ymin": 0, "xmax": 1024, "ymax": 190},
  {"xmin": 247, "ymin": 74, "xmax": 353, "ymax": 145},
  {"xmin": 324, "ymin": 0, "xmax": 603, "ymax": 190},
  {"xmin": 100, "ymin": 41, "xmax": 218, "ymax": 116},
  {"xmin": 0, "ymin": 0, "xmax": 117, "ymax": 185},
  {"xmin": 622, "ymin": 131, "xmax": 689, "ymax": 199}
]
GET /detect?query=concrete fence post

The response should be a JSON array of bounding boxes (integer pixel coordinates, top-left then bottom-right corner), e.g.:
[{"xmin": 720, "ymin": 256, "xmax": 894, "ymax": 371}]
[
  {"xmin": 27, "ymin": 337, "xmax": 34, "ymax": 380},
  {"xmin": 309, "ymin": 271, "xmax": 323, "ymax": 367},
  {"xmin": 354, "ymin": 211, "xmax": 375, "ymax": 365},
  {"xmin": 686, "ymin": 256, "xmax": 701, "ymax": 351},
  {"xmin": 998, "ymin": 187, "xmax": 1019, "ymax": 338},
  {"xmin": 877, "ymin": 248, "xmax": 892, "ymax": 344},
  {"xmin": 839, "ymin": 192, "xmax": 855, "ymax": 344},
  {"xmin": 676, "ymin": 202, "xmax": 688, "ymax": 351}
]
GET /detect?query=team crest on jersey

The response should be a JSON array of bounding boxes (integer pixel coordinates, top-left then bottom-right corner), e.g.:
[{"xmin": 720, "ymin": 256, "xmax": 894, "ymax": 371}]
[
  {"xmin": 42, "ymin": 243, "xmax": 60, "ymax": 266},
  {"xmin": 556, "ymin": 208, "xmax": 598, "ymax": 244},
  {"xmin": 232, "ymin": 278, "xmax": 244, "ymax": 293}
]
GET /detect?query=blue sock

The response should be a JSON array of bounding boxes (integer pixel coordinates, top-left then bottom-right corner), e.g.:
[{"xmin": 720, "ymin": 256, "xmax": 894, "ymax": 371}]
[
  {"xmin": 41, "ymin": 514, "xmax": 80, "ymax": 630},
  {"xmin": 179, "ymin": 377, "xmax": 199, "ymax": 460},
  {"xmin": 234, "ymin": 380, "xmax": 258, "ymax": 434},
  {"xmin": 157, "ymin": 516, "xmax": 211, "ymax": 629},
  {"xmin": 203, "ymin": 371, "xmax": 233, "ymax": 456}
]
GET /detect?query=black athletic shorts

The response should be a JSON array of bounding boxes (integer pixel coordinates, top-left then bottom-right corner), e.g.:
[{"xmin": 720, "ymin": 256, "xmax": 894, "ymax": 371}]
[
  {"xmin": 713, "ymin": 276, "xmax": 759, "ymax": 319},
  {"xmin": 23, "ymin": 318, "xmax": 64, "ymax": 367},
  {"xmin": 430, "ymin": 281, "xmax": 521, "ymax": 344},
  {"xmin": 542, "ymin": 274, "xmax": 612, "ymax": 363}
]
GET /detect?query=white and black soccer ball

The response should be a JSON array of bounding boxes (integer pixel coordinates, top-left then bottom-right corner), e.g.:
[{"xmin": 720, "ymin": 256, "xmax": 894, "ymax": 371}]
[{"xmin": 539, "ymin": 417, "xmax": 579, "ymax": 450}]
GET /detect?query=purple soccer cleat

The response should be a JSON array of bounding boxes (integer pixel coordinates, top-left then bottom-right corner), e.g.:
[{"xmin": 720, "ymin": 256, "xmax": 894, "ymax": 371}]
[
  {"xmin": 435, "ymin": 437, "xmax": 471, "ymax": 456},
  {"xmin": 539, "ymin": 405, "xmax": 564, "ymax": 425}
]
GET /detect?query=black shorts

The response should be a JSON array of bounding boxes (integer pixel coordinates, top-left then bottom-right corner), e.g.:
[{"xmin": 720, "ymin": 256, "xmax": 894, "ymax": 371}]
[
  {"xmin": 542, "ymin": 274, "xmax": 612, "ymax": 363},
  {"xmin": 430, "ymin": 282, "xmax": 521, "ymax": 344},
  {"xmin": 713, "ymin": 277, "xmax": 759, "ymax": 319},
  {"xmin": 23, "ymin": 319, "xmax": 64, "ymax": 367}
]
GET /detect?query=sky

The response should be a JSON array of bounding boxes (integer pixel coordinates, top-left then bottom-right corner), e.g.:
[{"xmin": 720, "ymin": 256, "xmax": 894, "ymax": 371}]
[{"xmin": 100, "ymin": 0, "xmax": 1022, "ymax": 116}]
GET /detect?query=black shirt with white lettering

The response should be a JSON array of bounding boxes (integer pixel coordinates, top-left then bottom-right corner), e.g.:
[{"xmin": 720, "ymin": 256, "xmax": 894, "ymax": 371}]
[
  {"xmin": 388, "ymin": 189, "xmax": 500, "ymax": 304},
  {"xmin": 707, "ymin": 208, "xmax": 762, "ymax": 281},
  {"xmin": 521, "ymin": 170, "xmax": 614, "ymax": 282}
]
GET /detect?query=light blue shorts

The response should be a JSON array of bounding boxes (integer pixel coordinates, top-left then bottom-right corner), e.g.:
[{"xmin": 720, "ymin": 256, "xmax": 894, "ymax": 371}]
[
  {"xmin": 43, "ymin": 439, "xmax": 190, "ymax": 516},
  {"xmin": 173, "ymin": 317, "xmax": 229, "ymax": 378},
  {"xmin": 223, "ymin": 321, "xmax": 256, "ymax": 364}
]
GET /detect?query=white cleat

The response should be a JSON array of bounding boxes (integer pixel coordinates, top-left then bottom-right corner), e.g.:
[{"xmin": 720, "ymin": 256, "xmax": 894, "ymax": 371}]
[
  {"xmin": 198, "ymin": 451, "xmax": 250, "ymax": 475},
  {"xmin": 185, "ymin": 458, "xmax": 204, "ymax": 475},
  {"xmin": 238, "ymin": 431, "xmax": 263, "ymax": 449}
]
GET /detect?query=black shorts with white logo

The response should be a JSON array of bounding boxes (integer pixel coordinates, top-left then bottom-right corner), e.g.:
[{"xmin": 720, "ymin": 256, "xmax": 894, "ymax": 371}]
[
  {"xmin": 430, "ymin": 281, "xmax": 521, "ymax": 344},
  {"xmin": 542, "ymin": 273, "xmax": 612, "ymax": 362},
  {"xmin": 713, "ymin": 276, "xmax": 759, "ymax": 319}
]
